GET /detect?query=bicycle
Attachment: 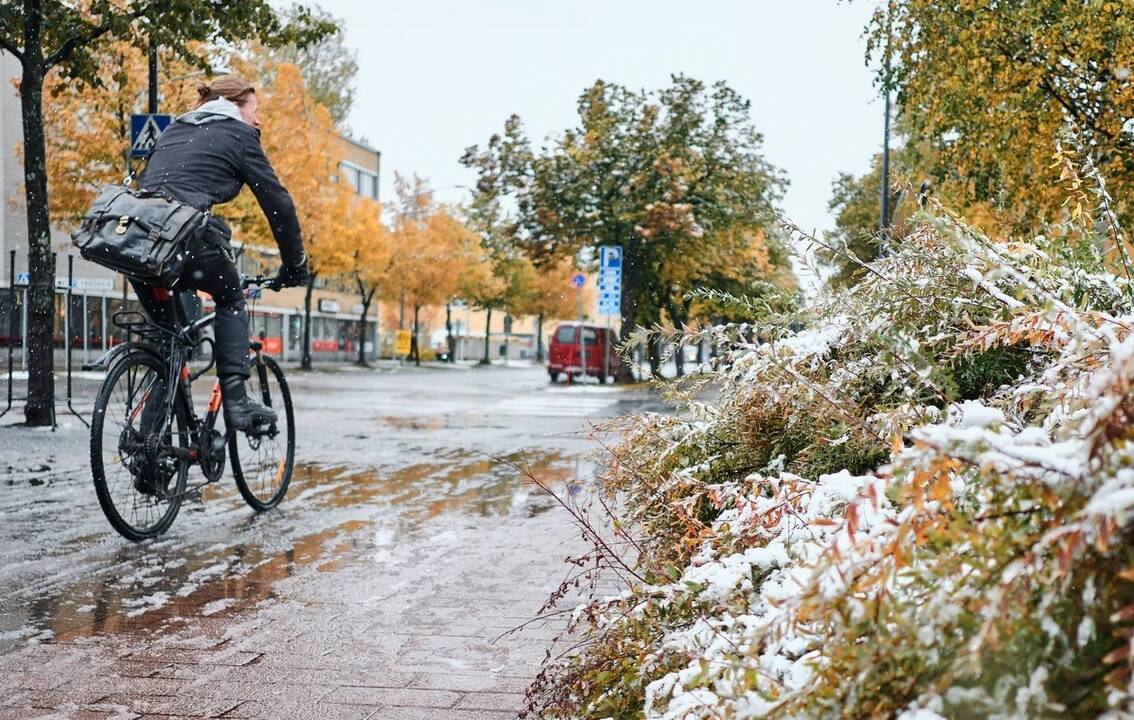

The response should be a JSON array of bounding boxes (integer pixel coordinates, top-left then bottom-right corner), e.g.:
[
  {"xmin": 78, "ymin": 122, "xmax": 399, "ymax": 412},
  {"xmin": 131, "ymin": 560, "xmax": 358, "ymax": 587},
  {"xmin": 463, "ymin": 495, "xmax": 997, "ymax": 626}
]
[{"xmin": 88, "ymin": 275, "xmax": 295, "ymax": 542}]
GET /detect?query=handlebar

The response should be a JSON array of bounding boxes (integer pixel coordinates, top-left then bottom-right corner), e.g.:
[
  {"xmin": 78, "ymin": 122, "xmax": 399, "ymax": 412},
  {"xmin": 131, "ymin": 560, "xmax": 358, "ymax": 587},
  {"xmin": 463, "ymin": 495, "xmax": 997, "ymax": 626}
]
[{"xmin": 241, "ymin": 274, "xmax": 282, "ymax": 292}]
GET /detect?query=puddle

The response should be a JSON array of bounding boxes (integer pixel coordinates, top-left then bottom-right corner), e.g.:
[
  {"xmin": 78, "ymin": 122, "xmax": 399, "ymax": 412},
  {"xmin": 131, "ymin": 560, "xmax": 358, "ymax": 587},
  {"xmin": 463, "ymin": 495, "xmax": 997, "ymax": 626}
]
[
  {"xmin": 0, "ymin": 449, "xmax": 586, "ymax": 653},
  {"xmin": 293, "ymin": 449, "xmax": 581, "ymax": 527},
  {"xmin": 373, "ymin": 415, "xmax": 449, "ymax": 431}
]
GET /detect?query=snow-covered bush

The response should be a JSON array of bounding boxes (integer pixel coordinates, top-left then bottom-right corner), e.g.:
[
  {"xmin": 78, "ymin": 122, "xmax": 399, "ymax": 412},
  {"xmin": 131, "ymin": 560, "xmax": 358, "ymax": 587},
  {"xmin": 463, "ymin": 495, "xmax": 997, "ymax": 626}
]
[{"xmin": 525, "ymin": 194, "xmax": 1134, "ymax": 718}]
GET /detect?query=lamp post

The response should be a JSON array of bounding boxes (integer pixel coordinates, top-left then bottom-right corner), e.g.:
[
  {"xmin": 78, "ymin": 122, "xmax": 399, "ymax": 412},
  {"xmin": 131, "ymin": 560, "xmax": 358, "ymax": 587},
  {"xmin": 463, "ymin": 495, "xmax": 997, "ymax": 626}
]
[{"xmin": 880, "ymin": 10, "xmax": 894, "ymax": 232}]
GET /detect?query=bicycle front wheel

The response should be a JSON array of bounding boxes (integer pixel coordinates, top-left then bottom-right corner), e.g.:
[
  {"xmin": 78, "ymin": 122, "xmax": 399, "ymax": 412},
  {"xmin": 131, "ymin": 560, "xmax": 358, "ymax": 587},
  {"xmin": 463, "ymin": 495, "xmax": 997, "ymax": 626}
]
[
  {"xmin": 90, "ymin": 351, "xmax": 188, "ymax": 541},
  {"xmin": 229, "ymin": 354, "xmax": 295, "ymax": 511}
]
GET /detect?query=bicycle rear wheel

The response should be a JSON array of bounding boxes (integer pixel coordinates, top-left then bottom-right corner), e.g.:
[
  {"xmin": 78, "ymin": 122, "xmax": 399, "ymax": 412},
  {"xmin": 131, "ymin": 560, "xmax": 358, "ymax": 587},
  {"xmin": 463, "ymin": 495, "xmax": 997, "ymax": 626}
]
[
  {"xmin": 229, "ymin": 355, "xmax": 295, "ymax": 511},
  {"xmin": 90, "ymin": 351, "xmax": 189, "ymax": 541}
]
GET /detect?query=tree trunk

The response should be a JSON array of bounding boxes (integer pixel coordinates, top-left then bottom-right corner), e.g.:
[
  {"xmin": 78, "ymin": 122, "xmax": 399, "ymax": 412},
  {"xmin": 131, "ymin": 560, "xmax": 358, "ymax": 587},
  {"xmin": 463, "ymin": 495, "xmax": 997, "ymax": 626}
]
[
  {"xmin": 410, "ymin": 304, "xmax": 421, "ymax": 366},
  {"xmin": 668, "ymin": 304, "xmax": 686, "ymax": 378},
  {"xmin": 536, "ymin": 313, "xmax": 545, "ymax": 362},
  {"xmin": 445, "ymin": 302, "xmax": 455, "ymax": 363},
  {"xmin": 480, "ymin": 307, "xmax": 492, "ymax": 365},
  {"xmin": 615, "ymin": 240, "xmax": 642, "ymax": 383},
  {"xmin": 648, "ymin": 337, "xmax": 662, "ymax": 379},
  {"xmin": 301, "ymin": 272, "xmax": 316, "ymax": 371},
  {"xmin": 355, "ymin": 280, "xmax": 374, "ymax": 367},
  {"xmin": 19, "ymin": 4, "xmax": 54, "ymax": 426}
]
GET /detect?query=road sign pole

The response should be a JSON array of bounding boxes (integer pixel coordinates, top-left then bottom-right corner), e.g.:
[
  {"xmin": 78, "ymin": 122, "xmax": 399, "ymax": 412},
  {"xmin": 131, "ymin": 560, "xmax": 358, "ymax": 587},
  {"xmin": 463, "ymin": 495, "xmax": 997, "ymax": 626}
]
[
  {"xmin": 148, "ymin": 37, "xmax": 159, "ymax": 114},
  {"xmin": 1, "ymin": 250, "xmax": 15, "ymax": 419},
  {"xmin": 604, "ymin": 314, "xmax": 610, "ymax": 383},
  {"xmin": 596, "ymin": 246, "xmax": 623, "ymax": 382},
  {"xmin": 577, "ymin": 287, "xmax": 586, "ymax": 383}
]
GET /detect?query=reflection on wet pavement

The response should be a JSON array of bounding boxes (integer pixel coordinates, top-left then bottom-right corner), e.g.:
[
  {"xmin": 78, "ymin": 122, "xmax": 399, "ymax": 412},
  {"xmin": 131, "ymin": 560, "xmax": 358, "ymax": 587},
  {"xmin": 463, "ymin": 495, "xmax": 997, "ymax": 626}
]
[{"xmin": 0, "ymin": 449, "xmax": 583, "ymax": 654}]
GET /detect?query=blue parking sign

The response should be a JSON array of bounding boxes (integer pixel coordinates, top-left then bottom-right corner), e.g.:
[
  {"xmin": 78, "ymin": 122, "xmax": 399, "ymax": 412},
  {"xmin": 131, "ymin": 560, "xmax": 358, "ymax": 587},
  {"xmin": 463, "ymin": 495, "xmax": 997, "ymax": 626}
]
[{"xmin": 597, "ymin": 246, "xmax": 622, "ymax": 317}]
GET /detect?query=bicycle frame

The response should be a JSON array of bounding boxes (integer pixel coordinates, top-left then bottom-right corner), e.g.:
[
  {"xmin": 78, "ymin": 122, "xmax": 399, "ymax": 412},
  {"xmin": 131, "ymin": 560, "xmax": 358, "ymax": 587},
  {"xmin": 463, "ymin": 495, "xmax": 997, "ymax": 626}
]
[{"xmin": 88, "ymin": 275, "xmax": 290, "ymax": 539}]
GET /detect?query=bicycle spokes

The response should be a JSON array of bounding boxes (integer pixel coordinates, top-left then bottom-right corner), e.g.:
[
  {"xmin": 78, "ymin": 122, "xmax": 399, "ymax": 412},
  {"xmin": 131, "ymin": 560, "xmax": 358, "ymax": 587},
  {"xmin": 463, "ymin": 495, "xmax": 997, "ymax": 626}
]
[{"xmin": 91, "ymin": 354, "xmax": 188, "ymax": 541}]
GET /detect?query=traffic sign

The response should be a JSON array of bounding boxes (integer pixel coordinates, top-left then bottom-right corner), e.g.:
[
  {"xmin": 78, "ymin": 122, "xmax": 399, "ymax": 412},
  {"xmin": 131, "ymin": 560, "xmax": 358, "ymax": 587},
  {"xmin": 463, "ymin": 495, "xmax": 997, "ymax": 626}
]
[
  {"xmin": 597, "ymin": 245, "xmax": 622, "ymax": 317},
  {"xmin": 130, "ymin": 113, "xmax": 172, "ymax": 158},
  {"xmin": 570, "ymin": 272, "xmax": 586, "ymax": 289},
  {"xmin": 15, "ymin": 272, "xmax": 29, "ymax": 287}
]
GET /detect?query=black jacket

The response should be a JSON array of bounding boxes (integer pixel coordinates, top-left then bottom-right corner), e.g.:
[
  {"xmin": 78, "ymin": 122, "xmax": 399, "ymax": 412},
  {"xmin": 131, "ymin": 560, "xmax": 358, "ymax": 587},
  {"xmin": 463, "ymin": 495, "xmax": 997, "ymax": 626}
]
[{"xmin": 140, "ymin": 106, "xmax": 305, "ymax": 267}]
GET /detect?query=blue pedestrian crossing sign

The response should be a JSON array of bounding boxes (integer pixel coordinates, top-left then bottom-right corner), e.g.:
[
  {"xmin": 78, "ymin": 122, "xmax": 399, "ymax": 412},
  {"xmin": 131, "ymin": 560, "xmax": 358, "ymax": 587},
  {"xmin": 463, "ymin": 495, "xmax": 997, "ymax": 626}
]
[
  {"xmin": 598, "ymin": 245, "xmax": 622, "ymax": 317},
  {"xmin": 130, "ymin": 114, "xmax": 172, "ymax": 158}
]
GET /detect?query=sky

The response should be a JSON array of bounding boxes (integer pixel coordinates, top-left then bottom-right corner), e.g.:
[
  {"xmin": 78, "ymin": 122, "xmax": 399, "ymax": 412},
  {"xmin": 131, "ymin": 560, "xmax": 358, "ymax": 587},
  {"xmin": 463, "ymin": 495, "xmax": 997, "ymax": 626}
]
[{"xmin": 311, "ymin": 0, "xmax": 885, "ymax": 237}]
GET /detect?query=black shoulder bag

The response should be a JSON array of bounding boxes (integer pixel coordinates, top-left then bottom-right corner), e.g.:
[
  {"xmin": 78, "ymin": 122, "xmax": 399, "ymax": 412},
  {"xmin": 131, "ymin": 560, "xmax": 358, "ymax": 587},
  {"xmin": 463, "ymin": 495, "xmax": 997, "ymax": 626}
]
[{"xmin": 71, "ymin": 181, "xmax": 207, "ymax": 288}]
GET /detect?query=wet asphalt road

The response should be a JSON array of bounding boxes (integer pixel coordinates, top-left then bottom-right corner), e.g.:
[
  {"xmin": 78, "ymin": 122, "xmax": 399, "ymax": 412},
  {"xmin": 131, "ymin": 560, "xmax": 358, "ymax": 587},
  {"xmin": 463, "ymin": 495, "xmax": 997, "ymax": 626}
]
[{"xmin": 0, "ymin": 363, "xmax": 659, "ymax": 719}]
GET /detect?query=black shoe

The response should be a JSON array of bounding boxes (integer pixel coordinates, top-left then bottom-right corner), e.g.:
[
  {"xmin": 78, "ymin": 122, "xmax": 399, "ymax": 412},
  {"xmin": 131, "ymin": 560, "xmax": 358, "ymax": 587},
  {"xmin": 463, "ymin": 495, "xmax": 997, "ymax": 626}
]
[{"xmin": 220, "ymin": 376, "xmax": 277, "ymax": 431}]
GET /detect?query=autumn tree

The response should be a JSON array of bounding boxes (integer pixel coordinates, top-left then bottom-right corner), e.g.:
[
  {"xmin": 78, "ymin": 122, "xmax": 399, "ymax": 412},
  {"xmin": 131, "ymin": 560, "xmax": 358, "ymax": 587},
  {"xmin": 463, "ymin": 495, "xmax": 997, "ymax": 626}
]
[
  {"xmin": 0, "ymin": 0, "xmax": 333, "ymax": 425},
  {"xmin": 462, "ymin": 75, "xmax": 789, "ymax": 381},
  {"xmin": 43, "ymin": 40, "xmax": 200, "ymax": 224},
  {"xmin": 384, "ymin": 175, "xmax": 479, "ymax": 366},
  {"xmin": 349, "ymin": 198, "xmax": 389, "ymax": 366},
  {"xmin": 820, "ymin": 142, "xmax": 926, "ymax": 288},
  {"xmin": 447, "ymin": 232, "xmax": 497, "ymax": 364},
  {"xmin": 226, "ymin": 63, "xmax": 351, "ymax": 370},
  {"xmin": 266, "ymin": 6, "xmax": 357, "ymax": 128},
  {"xmin": 510, "ymin": 258, "xmax": 577, "ymax": 363},
  {"xmin": 865, "ymin": 1, "xmax": 1134, "ymax": 232}
]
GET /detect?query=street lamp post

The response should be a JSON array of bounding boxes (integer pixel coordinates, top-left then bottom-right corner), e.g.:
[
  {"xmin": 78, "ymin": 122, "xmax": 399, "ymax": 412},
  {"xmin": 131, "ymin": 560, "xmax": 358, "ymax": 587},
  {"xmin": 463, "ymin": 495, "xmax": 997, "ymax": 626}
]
[
  {"xmin": 880, "ymin": 10, "xmax": 894, "ymax": 233},
  {"xmin": 881, "ymin": 86, "xmax": 891, "ymax": 230}
]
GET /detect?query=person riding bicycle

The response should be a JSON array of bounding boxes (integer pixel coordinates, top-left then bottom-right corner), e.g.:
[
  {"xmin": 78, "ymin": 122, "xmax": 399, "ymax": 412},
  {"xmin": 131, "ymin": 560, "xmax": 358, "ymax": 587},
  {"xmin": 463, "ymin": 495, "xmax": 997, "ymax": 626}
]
[{"xmin": 134, "ymin": 75, "xmax": 308, "ymax": 431}]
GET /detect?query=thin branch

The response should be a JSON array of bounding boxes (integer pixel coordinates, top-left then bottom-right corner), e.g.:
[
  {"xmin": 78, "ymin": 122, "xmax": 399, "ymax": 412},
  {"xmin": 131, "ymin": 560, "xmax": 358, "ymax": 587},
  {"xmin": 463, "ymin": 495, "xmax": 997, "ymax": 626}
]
[
  {"xmin": 46, "ymin": 7, "xmax": 147, "ymax": 68},
  {"xmin": 0, "ymin": 36, "xmax": 23, "ymax": 61}
]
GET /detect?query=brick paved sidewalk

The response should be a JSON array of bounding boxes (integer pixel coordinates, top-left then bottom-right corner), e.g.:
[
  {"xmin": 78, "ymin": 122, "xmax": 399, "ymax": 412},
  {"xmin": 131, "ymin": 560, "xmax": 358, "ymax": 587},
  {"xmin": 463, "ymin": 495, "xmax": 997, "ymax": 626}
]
[{"xmin": 0, "ymin": 506, "xmax": 588, "ymax": 720}]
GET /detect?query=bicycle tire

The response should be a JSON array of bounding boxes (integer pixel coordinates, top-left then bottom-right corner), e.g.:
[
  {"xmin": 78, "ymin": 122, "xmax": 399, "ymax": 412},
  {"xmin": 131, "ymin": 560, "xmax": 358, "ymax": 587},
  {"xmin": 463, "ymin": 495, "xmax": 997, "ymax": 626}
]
[
  {"xmin": 90, "ymin": 351, "xmax": 189, "ymax": 542},
  {"xmin": 229, "ymin": 354, "xmax": 295, "ymax": 511}
]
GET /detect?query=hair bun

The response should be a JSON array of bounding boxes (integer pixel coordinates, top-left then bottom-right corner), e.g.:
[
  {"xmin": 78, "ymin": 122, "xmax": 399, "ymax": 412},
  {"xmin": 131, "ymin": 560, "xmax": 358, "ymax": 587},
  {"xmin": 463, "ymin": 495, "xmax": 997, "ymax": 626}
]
[{"xmin": 196, "ymin": 83, "xmax": 211, "ymax": 98}]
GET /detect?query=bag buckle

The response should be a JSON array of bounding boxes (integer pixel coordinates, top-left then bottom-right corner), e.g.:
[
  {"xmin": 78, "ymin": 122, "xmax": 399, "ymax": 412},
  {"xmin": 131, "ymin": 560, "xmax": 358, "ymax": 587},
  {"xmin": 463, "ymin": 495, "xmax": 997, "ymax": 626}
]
[{"xmin": 115, "ymin": 215, "xmax": 130, "ymax": 235}]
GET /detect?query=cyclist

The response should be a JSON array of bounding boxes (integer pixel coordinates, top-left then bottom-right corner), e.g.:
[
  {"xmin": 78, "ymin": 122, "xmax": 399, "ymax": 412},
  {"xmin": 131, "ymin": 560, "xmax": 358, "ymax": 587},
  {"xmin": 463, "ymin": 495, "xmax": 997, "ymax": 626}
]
[{"xmin": 134, "ymin": 75, "xmax": 308, "ymax": 431}]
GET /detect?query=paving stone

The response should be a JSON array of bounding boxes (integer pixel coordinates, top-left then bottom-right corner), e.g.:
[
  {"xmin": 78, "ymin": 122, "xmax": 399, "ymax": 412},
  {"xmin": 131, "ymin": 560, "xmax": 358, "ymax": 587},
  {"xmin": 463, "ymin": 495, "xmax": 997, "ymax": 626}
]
[
  {"xmin": 454, "ymin": 691, "xmax": 526, "ymax": 712},
  {"xmin": 119, "ymin": 648, "xmax": 263, "ymax": 667},
  {"xmin": 3, "ymin": 687, "xmax": 109, "ymax": 709},
  {"xmin": 93, "ymin": 693, "xmax": 242, "ymax": 717},
  {"xmin": 221, "ymin": 700, "xmax": 380, "ymax": 720},
  {"xmin": 409, "ymin": 673, "xmax": 531, "ymax": 693},
  {"xmin": 322, "ymin": 685, "xmax": 461, "ymax": 708},
  {"xmin": 366, "ymin": 709, "xmax": 517, "ymax": 720}
]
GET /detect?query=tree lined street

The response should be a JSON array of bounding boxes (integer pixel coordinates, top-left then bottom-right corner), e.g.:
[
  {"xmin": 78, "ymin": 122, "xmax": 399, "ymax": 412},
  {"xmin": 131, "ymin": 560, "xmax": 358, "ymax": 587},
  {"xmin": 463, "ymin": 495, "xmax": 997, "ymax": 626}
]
[{"xmin": 6, "ymin": 0, "xmax": 1134, "ymax": 717}]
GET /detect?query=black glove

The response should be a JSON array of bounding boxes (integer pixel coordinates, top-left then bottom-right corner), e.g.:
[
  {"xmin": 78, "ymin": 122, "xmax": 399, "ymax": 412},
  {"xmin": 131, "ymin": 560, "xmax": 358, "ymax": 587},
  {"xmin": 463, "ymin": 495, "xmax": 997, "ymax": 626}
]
[{"xmin": 278, "ymin": 257, "xmax": 309, "ymax": 288}]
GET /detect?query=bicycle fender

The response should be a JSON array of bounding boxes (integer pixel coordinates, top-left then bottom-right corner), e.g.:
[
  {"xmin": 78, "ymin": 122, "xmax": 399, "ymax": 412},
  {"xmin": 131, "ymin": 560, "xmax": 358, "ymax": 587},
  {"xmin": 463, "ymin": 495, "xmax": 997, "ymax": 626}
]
[{"xmin": 83, "ymin": 341, "xmax": 164, "ymax": 372}]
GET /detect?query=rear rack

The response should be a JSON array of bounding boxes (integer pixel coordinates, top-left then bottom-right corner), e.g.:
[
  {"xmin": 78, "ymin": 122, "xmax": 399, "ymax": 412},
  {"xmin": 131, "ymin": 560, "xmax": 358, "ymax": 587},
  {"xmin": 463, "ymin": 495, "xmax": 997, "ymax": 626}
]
[{"xmin": 112, "ymin": 310, "xmax": 175, "ymax": 345}]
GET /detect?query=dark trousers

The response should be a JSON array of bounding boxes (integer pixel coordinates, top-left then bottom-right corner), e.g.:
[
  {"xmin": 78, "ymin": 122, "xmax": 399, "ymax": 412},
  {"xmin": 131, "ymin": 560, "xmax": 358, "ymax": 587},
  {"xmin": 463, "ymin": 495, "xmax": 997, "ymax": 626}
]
[{"xmin": 131, "ymin": 235, "xmax": 250, "ymax": 380}]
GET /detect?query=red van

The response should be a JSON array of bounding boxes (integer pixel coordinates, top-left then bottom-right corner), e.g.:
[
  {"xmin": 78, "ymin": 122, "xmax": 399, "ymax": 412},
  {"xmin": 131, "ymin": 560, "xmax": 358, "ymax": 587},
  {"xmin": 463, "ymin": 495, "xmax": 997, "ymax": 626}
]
[{"xmin": 548, "ymin": 323, "xmax": 620, "ymax": 383}]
